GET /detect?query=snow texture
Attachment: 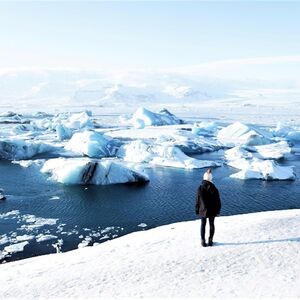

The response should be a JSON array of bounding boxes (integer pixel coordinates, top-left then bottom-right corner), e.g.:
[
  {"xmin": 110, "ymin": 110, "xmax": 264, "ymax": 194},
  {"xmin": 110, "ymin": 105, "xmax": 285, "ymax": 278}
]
[{"xmin": 0, "ymin": 209, "xmax": 299, "ymax": 299}]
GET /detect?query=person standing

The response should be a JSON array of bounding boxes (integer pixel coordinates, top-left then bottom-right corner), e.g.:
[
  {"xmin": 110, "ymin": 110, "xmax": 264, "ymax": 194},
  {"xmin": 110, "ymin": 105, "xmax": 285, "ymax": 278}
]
[{"xmin": 195, "ymin": 168, "xmax": 221, "ymax": 247}]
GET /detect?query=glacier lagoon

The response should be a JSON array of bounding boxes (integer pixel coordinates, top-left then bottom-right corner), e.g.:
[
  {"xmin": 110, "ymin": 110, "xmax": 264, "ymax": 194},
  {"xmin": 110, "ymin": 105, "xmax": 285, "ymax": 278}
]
[{"xmin": 1, "ymin": 149, "xmax": 299, "ymax": 262}]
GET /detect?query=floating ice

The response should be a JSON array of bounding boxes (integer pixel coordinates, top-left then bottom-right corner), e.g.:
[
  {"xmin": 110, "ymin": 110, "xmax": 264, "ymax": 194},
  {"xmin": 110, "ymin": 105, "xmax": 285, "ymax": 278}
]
[
  {"xmin": 0, "ymin": 210, "xmax": 20, "ymax": 219},
  {"xmin": 16, "ymin": 235, "xmax": 35, "ymax": 242},
  {"xmin": 65, "ymin": 131, "xmax": 119, "ymax": 158},
  {"xmin": 217, "ymin": 121, "xmax": 271, "ymax": 146},
  {"xmin": 36, "ymin": 234, "xmax": 58, "ymax": 243},
  {"xmin": 130, "ymin": 107, "xmax": 184, "ymax": 128},
  {"xmin": 4, "ymin": 241, "xmax": 29, "ymax": 254},
  {"xmin": 230, "ymin": 159, "xmax": 295, "ymax": 181},
  {"xmin": 118, "ymin": 140, "xmax": 220, "ymax": 169},
  {"xmin": 41, "ymin": 157, "xmax": 149, "ymax": 185},
  {"xmin": 21, "ymin": 215, "xmax": 58, "ymax": 230},
  {"xmin": 244, "ymin": 141, "xmax": 291, "ymax": 160},
  {"xmin": 0, "ymin": 139, "xmax": 57, "ymax": 160},
  {"xmin": 0, "ymin": 188, "xmax": 6, "ymax": 200},
  {"xmin": 0, "ymin": 235, "xmax": 9, "ymax": 245}
]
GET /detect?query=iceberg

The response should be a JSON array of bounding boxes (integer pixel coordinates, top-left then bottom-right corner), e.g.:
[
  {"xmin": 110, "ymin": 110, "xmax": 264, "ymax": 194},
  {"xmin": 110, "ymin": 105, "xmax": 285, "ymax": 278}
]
[
  {"xmin": 225, "ymin": 143, "xmax": 295, "ymax": 180},
  {"xmin": 226, "ymin": 141, "xmax": 291, "ymax": 162},
  {"xmin": 41, "ymin": 157, "xmax": 149, "ymax": 185},
  {"xmin": 65, "ymin": 131, "xmax": 119, "ymax": 158},
  {"xmin": 0, "ymin": 139, "xmax": 57, "ymax": 160},
  {"xmin": 217, "ymin": 121, "xmax": 271, "ymax": 146},
  {"xmin": 244, "ymin": 141, "xmax": 291, "ymax": 160},
  {"xmin": 130, "ymin": 107, "xmax": 184, "ymax": 128},
  {"xmin": 118, "ymin": 140, "xmax": 221, "ymax": 169},
  {"xmin": 230, "ymin": 159, "xmax": 295, "ymax": 180}
]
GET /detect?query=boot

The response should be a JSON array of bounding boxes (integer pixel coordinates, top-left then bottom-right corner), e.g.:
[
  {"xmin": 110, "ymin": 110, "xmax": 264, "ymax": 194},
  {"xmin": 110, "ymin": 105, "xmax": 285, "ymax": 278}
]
[
  {"xmin": 201, "ymin": 240, "xmax": 207, "ymax": 247},
  {"xmin": 208, "ymin": 237, "xmax": 213, "ymax": 247}
]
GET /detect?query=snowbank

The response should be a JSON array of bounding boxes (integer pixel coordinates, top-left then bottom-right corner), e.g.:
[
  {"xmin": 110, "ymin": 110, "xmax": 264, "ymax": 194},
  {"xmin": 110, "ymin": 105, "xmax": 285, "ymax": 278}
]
[
  {"xmin": 41, "ymin": 157, "xmax": 149, "ymax": 185},
  {"xmin": 130, "ymin": 107, "xmax": 184, "ymax": 128},
  {"xmin": 118, "ymin": 140, "xmax": 220, "ymax": 169},
  {"xmin": 65, "ymin": 131, "xmax": 119, "ymax": 158},
  {"xmin": 1, "ymin": 209, "xmax": 299, "ymax": 299},
  {"xmin": 217, "ymin": 121, "xmax": 271, "ymax": 146}
]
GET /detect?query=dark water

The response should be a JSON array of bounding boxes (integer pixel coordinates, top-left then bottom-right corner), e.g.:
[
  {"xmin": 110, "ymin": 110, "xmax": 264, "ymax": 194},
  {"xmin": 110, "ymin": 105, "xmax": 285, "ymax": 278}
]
[{"xmin": 1, "ymin": 150, "xmax": 300, "ymax": 262}]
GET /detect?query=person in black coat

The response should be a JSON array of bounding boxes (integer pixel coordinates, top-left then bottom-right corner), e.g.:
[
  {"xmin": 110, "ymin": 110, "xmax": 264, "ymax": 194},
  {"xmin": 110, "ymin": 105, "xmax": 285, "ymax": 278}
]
[{"xmin": 195, "ymin": 168, "xmax": 221, "ymax": 247}]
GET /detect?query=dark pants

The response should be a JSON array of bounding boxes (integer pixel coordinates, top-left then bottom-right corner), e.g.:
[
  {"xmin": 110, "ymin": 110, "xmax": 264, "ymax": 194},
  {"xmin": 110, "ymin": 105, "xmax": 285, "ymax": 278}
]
[{"xmin": 200, "ymin": 217, "xmax": 215, "ymax": 241}]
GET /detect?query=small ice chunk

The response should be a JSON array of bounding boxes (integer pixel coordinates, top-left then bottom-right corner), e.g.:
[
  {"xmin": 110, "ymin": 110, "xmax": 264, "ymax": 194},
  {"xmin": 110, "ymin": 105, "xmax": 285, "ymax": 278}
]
[
  {"xmin": 138, "ymin": 223, "xmax": 148, "ymax": 228},
  {"xmin": 4, "ymin": 241, "xmax": 29, "ymax": 254},
  {"xmin": 36, "ymin": 234, "xmax": 58, "ymax": 243},
  {"xmin": 16, "ymin": 235, "xmax": 35, "ymax": 242}
]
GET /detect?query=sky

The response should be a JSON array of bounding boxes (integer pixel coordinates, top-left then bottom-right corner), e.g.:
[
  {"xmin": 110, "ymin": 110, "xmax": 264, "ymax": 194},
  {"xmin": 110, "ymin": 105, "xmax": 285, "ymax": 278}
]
[{"xmin": 0, "ymin": 1, "xmax": 300, "ymax": 71}]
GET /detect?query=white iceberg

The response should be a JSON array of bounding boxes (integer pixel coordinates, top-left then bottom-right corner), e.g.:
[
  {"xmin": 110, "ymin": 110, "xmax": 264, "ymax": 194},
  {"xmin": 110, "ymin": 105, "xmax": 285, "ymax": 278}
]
[
  {"xmin": 225, "ymin": 143, "xmax": 295, "ymax": 180},
  {"xmin": 217, "ymin": 121, "xmax": 271, "ymax": 146},
  {"xmin": 244, "ymin": 141, "xmax": 291, "ymax": 160},
  {"xmin": 0, "ymin": 139, "xmax": 57, "ymax": 160},
  {"xmin": 230, "ymin": 159, "xmax": 295, "ymax": 180},
  {"xmin": 65, "ymin": 131, "xmax": 119, "ymax": 158},
  {"xmin": 130, "ymin": 107, "xmax": 184, "ymax": 128},
  {"xmin": 118, "ymin": 140, "xmax": 221, "ymax": 169},
  {"xmin": 41, "ymin": 157, "xmax": 149, "ymax": 185},
  {"xmin": 4, "ymin": 241, "xmax": 29, "ymax": 254},
  {"xmin": 226, "ymin": 141, "xmax": 291, "ymax": 163}
]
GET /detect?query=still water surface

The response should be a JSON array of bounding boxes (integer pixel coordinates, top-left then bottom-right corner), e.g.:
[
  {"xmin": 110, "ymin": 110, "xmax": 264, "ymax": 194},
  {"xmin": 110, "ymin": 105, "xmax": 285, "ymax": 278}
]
[{"xmin": 0, "ymin": 150, "xmax": 299, "ymax": 262}]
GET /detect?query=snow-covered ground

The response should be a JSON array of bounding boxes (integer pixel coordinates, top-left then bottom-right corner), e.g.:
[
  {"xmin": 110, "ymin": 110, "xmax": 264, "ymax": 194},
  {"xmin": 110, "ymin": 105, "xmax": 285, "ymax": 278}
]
[{"xmin": 1, "ymin": 209, "xmax": 299, "ymax": 299}]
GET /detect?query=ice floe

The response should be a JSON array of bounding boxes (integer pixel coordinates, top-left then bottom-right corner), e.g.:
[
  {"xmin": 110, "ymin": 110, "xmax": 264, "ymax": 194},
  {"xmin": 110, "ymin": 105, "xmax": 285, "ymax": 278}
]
[
  {"xmin": 65, "ymin": 131, "xmax": 119, "ymax": 158},
  {"xmin": 41, "ymin": 158, "xmax": 149, "ymax": 185},
  {"xmin": 117, "ymin": 140, "xmax": 221, "ymax": 169},
  {"xmin": 217, "ymin": 121, "xmax": 272, "ymax": 146},
  {"xmin": 4, "ymin": 241, "xmax": 29, "ymax": 254},
  {"xmin": 36, "ymin": 234, "xmax": 58, "ymax": 243},
  {"xmin": 0, "ymin": 188, "xmax": 6, "ymax": 200}
]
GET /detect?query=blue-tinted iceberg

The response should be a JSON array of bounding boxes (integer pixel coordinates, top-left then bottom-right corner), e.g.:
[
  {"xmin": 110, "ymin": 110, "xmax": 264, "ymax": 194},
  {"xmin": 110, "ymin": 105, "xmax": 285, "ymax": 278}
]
[
  {"xmin": 41, "ymin": 158, "xmax": 149, "ymax": 185},
  {"xmin": 65, "ymin": 131, "xmax": 119, "ymax": 158}
]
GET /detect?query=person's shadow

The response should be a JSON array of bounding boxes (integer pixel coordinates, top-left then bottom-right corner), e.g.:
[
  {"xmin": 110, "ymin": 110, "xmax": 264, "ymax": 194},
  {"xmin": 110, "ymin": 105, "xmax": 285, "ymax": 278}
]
[{"xmin": 214, "ymin": 237, "xmax": 300, "ymax": 246}]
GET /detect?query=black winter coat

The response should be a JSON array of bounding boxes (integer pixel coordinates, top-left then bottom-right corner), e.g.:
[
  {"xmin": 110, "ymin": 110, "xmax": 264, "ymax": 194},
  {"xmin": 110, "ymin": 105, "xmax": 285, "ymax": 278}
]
[{"xmin": 195, "ymin": 180, "xmax": 221, "ymax": 217}]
